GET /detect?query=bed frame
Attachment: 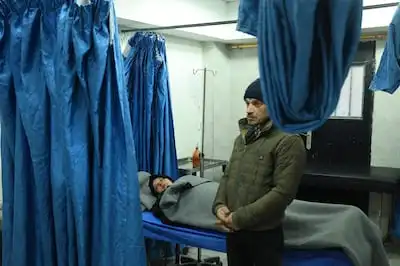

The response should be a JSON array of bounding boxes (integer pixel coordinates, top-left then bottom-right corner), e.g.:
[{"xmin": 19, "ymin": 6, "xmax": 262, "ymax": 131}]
[{"xmin": 145, "ymin": 241, "xmax": 222, "ymax": 266}]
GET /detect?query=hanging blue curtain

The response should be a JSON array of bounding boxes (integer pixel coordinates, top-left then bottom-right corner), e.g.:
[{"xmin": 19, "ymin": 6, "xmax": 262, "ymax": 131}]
[
  {"xmin": 0, "ymin": 1, "xmax": 146, "ymax": 266},
  {"xmin": 237, "ymin": 0, "xmax": 363, "ymax": 133},
  {"xmin": 124, "ymin": 32, "xmax": 179, "ymax": 179},
  {"xmin": 369, "ymin": 6, "xmax": 400, "ymax": 94}
]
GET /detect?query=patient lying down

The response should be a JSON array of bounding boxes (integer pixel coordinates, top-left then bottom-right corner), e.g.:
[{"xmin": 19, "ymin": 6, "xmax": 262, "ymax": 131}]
[
  {"xmin": 148, "ymin": 174, "xmax": 221, "ymax": 232},
  {"xmin": 149, "ymin": 175, "xmax": 174, "ymax": 196},
  {"xmin": 138, "ymin": 172, "xmax": 389, "ymax": 266}
]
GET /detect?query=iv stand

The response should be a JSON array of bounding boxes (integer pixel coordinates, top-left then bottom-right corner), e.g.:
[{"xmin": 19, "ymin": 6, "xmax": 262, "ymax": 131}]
[{"xmin": 193, "ymin": 68, "xmax": 217, "ymax": 178}]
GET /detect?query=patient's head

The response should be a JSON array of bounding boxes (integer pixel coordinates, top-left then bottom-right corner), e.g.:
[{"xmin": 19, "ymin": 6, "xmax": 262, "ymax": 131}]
[{"xmin": 149, "ymin": 174, "xmax": 173, "ymax": 196}]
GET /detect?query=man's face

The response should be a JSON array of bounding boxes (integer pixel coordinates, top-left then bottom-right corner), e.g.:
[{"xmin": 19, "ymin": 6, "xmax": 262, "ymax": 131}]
[
  {"xmin": 245, "ymin": 98, "xmax": 268, "ymax": 125},
  {"xmin": 152, "ymin": 177, "xmax": 173, "ymax": 194}
]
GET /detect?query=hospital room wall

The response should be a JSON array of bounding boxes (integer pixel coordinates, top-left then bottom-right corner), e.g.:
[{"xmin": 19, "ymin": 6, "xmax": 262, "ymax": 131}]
[
  {"xmin": 371, "ymin": 40, "xmax": 400, "ymax": 168},
  {"xmin": 223, "ymin": 41, "xmax": 400, "ymax": 169},
  {"xmin": 201, "ymin": 43, "xmax": 234, "ymax": 162}
]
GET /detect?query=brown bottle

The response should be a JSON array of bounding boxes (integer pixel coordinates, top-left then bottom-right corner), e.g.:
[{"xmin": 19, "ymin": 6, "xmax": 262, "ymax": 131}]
[{"xmin": 192, "ymin": 146, "xmax": 201, "ymax": 168}]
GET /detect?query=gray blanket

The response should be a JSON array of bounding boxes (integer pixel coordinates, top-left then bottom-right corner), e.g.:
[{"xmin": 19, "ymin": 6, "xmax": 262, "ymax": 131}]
[
  {"xmin": 159, "ymin": 175, "xmax": 220, "ymax": 231},
  {"xmin": 138, "ymin": 171, "xmax": 157, "ymax": 211},
  {"xmin": 139, "ymin": 173, "xmax": 389, "ymax": 266},
  {"xmin": 284, "ymin": 200, "xmax": 389, "ymax": 266}
]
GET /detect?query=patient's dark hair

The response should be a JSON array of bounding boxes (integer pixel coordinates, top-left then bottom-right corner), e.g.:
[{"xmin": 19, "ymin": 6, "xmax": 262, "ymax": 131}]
[{"xmin": 148, "ymin": 174, "xmax": 174, "ymax": 197}]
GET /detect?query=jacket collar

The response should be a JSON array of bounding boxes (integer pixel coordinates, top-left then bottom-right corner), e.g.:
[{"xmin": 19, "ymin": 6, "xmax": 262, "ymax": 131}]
[{"xmin": 238, "ymin": 118, "xmax": 273, "ymax": 144}]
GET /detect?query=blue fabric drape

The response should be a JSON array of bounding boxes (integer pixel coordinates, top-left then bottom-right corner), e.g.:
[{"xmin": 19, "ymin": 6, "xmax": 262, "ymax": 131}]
[
  {"xmin": 124, "ymin": 32, "xmax": 179, "ymax": 179},
  {"xmin": 237, "ymin": 0, "xmax": 363, "ymax": 133},
  {"xmin": 369, "ymin": 6, "xmax": 400, "ymax": 94},
  {"xmin": 0, "ymin": 1, "xmax": 146, "ymax": 266}
]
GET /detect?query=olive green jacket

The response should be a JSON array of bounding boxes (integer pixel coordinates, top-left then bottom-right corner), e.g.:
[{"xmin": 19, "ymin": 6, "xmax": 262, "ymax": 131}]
[{"xmin": 213, "ymin": 118, "xmax": 306, "ymax": 231}]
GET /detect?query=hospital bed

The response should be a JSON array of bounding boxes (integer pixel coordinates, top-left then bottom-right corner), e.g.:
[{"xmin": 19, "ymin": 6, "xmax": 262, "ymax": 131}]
[{"xmin": 142, "ymin": 212, "xmax": 354, "ymax": 266}]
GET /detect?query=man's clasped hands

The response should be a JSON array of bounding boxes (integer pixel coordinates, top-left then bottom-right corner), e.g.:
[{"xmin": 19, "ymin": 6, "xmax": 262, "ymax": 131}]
[{"xmin": 216, "ymin": 206, "xmax": 238, "ymax": 232}]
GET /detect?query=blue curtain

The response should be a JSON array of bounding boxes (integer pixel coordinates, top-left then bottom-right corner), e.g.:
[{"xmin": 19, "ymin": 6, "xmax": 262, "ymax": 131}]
[
  {"xmin": 124, "ymin": 32, "xmax": 179, "ymax": 179},
  {"xmin": 237, "ymin": 0, "xmax": 363, "ymax": 133},
  {"xmin": 0, "ymin": 1, "xmax": 146, "ymax": 266},
  {"xmin": 370, "ymin": 6, "xmax": 400, "ymax": 94}
]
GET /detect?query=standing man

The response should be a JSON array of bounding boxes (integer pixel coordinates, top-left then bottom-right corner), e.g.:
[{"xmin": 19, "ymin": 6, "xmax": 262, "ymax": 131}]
[{"xmin": 213, "ymin": 78, "xmax": 306, "ymax": 266}]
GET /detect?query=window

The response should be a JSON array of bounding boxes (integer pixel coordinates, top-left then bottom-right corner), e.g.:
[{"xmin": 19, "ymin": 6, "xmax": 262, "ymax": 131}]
[{"xmin": 331, "ymin": 65, "xmax": 365, "ymax": 119}]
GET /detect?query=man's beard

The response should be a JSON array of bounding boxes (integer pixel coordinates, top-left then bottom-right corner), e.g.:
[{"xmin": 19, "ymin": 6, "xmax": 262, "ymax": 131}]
[{"xmin": 247, "ymin": 116, "xmax": 268, "ymax": 125}]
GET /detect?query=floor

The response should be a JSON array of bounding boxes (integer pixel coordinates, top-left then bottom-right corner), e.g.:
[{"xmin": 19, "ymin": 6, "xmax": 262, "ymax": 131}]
[
  {"xmin": 390, "ymin": 255, "xmax": 400, "ymax": 266},
  {"xmin": 187, "ymin": 246, "xmax": 400, "ymax": 266},
  {"xmin": 387, "ymin": 245, "xmax": 400, "ymax": 266}
]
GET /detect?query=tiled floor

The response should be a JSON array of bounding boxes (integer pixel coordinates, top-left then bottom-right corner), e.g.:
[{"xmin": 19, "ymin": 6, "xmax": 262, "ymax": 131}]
[
  {"xmin": 390, "ymin": 257, "xmax": 400, "ymax": 266},
  {"xmin": 187, "ymin": 246, "xmax": 400, "ymax": 266},
  {"xmin": 387, "ymin": 245, "xmax": 400, "ymax": 266}
]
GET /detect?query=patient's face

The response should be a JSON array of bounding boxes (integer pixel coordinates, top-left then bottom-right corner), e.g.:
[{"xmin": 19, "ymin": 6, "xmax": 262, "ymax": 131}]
[{"xmin": 153, "ymin": 177, "xmax": 173, "ymax": 194}]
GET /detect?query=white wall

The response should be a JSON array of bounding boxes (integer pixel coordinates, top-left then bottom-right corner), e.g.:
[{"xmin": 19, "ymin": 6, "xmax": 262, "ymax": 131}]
[
  {"xmin": 371, "ymin": 40, "xmax": 400, "ymax": 167},
  {"xmin": 229, "ymin": 48, "xmax": 259, "ymax": 135},
  {"xmin": 202, "ymin": 43, "xmax": 233, "ymax": 160},
  {"xmin": 166, "ymin": 37, "xmax": 204, "ymax": 158}
]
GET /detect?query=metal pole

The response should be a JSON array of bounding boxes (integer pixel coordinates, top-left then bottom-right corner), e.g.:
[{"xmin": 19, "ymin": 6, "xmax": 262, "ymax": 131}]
[
  {"xmin": 200, "ymin": 68, "xmax": 207, "ymax": 178},
  {"xmin": 121, "ymin": 20, "xmax": 237, "ymax": 33},
  {"xmin": 193, "ymin": 68, "xmax": 216, "ymax": 177},
  {"xmin": 363, "ymin": 2, "xmax": 399, "ymax": 10},
  {"xmin": 120, "ymin": 2, "xmax": 398, "ymax": 33}
]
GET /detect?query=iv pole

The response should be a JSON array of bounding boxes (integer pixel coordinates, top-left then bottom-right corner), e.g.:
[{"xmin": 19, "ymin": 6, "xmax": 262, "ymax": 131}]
[
  {"xmin": 193, "ymin": 68, "xmax": 217, "ymax": 178},
  {"xmin": 192, "ymin": 67, "xmax": 216, "ymax": 262}
]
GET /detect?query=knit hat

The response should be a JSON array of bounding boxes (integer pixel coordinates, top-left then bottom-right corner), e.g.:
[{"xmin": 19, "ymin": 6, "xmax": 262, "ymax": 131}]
[{"xmin": 244, "ymin": 78, "xmax": 264, "ymax": 103}]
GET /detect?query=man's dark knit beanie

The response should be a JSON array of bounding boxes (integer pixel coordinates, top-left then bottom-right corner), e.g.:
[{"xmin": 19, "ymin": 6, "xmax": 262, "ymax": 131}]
[{"xmin": 244, "ymin": 78, "xmax": 264, "ymax": 103}]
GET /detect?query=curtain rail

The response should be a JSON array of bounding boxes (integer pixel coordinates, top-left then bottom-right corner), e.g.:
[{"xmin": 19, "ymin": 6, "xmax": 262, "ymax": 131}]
[
  {"xmin": 363, "ymin": 2, "xmax": 399, "ymax": 10},
  {"xmin": 229, "ymin": 32, "xmax": 388, "ymax": 49},
  {"xmin": 120, "ymin": 20, "xmax": 237, "ymax": 33},
  {"xmin": 120, "ymin": 2, "xmax": 399, "ymax": 33}
]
